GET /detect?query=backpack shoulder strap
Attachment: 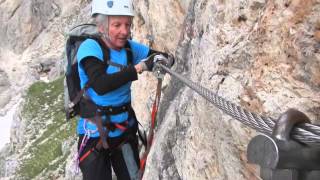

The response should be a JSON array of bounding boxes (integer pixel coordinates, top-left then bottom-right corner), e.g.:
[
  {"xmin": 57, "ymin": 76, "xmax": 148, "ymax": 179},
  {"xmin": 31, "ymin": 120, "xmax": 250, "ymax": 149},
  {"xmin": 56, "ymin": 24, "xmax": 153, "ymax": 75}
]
[
  {"xmin": 94, "ymin": 38, "xmax": 123, "ymax": 68},
  {"xmin": 124, "ymin": 41, "xmax": 133, "ymax": 66},
  {"xmin": 94, "ymin": 38, "xmax": 110, "ymax": 65},
  {"xmin": 95, "ymin": 38, "xmax": 132, "ymax": 69}
]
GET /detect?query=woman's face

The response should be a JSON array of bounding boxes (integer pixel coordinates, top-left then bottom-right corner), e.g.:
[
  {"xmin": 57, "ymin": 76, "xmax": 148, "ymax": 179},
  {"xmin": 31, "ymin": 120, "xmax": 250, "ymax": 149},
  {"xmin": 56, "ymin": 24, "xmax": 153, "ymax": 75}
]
[{"xmin": 103, "ymin": 16, "xmax": 132, "ymax": 50}]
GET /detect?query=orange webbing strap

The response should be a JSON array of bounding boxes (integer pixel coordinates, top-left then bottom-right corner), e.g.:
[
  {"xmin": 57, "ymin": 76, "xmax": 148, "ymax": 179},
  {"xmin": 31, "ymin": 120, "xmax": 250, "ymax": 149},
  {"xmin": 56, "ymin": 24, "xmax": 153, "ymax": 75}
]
[
  {"xmin": 79, "ymin": 148, "xmax": 94, "ymax": 163},
  {"xmin": 139, "ymin": 79, "xmax": 162, "ymax": 179},
  {"xmin": 114, "ymin": 122, "xmax": 128, "ymax": 131},
  {"xmin": 79, "ymin": 139, "xmax": 102, "ymax": 163}
]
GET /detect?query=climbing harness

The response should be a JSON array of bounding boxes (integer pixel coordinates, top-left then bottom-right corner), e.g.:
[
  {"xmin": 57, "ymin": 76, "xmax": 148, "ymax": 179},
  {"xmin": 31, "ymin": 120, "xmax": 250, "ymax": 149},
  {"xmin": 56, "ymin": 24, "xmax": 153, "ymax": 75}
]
[{"xmin": 74, "ymin": 103, "xmax": 139, "ymax": 175}]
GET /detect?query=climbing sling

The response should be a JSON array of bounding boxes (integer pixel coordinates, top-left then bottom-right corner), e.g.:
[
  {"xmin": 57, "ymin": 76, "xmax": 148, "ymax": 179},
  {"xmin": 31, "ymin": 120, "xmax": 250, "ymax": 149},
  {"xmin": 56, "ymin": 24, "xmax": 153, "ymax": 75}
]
[{"xmin": 139, "ymin": 77, "xmax": 163, "ymax": 179}]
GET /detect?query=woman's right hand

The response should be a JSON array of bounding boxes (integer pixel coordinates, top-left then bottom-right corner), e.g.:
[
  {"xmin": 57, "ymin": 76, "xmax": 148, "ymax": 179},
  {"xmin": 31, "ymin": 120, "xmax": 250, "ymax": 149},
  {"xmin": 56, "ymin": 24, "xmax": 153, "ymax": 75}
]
[{"xmin": 137, "ymin": 53, "xmax": 175, "ymax": 73}]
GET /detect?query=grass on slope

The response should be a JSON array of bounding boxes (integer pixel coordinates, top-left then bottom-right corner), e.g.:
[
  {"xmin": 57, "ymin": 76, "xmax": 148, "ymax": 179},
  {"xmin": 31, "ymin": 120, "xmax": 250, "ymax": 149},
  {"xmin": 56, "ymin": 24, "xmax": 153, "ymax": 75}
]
[{"xmin": 17, "ymin": 77, "xmax": 77, "ymax": 179}]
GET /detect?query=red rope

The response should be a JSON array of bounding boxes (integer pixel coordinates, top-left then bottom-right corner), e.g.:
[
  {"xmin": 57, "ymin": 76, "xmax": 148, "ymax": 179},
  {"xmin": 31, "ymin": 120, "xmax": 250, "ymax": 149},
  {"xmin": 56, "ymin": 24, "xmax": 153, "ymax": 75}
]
[
  {"xmin": 79, "ymin": 148, "xmax": 94, "ymax": 163},
  {"xmin": 139, "ymin": 79, "xmax": 162, "ymax": 179}
]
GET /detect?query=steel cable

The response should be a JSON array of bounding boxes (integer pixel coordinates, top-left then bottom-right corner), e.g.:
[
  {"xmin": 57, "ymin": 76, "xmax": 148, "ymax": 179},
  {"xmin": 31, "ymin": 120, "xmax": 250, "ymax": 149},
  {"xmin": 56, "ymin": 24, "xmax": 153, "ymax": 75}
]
[{"xmin": 158, "ymin": 64, "xmax": 320, "ymax": 145}]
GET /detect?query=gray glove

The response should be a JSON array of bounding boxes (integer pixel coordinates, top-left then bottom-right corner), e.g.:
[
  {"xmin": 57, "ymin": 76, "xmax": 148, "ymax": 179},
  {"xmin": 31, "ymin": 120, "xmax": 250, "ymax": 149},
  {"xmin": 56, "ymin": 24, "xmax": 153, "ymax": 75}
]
[
  {"xmin": 139, "ymin": 53, "xmax": 158, "ymax": 72},
  {"xmin": 138, "ymin": 53, "xmax": 175, "ymax": 72}
]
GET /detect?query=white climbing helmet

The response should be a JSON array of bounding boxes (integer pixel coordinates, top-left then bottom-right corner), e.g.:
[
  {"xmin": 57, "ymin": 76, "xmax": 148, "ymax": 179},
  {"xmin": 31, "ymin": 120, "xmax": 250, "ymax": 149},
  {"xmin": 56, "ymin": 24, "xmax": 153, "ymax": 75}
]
[{"xmin": 91, "ymin": 0, "xmax": 134, "ymax": 17}]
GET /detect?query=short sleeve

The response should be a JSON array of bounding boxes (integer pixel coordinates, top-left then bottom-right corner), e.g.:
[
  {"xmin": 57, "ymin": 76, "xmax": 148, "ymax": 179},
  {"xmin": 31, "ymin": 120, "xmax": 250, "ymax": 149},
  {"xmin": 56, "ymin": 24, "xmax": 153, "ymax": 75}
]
[{"xmin": 77, "ymin": 39, "xmax": 104, "ymax": 63}]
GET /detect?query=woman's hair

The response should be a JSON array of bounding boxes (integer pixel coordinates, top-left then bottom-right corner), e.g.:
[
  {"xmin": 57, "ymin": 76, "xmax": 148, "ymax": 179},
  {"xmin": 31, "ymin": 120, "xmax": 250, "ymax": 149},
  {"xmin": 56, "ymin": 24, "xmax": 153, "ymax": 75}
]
[{"xmin": 95, "ymin": 14, "xmax": 108, "ymax": 33}]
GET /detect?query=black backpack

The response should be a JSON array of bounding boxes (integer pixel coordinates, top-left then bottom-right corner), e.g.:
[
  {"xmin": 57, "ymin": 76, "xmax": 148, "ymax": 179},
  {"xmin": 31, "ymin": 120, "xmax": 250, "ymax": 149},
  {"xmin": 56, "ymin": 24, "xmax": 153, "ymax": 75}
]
[{"xmin": 63, "ymin": 24, "xmax": 133, "ymax": 120}]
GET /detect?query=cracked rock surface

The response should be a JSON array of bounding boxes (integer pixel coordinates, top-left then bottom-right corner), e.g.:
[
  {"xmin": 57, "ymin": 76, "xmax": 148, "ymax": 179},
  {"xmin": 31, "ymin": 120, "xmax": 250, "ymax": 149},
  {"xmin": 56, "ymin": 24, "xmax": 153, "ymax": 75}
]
[{"xmin": 0, "ymin": 0, "xmax": 319, "ymax": 179}]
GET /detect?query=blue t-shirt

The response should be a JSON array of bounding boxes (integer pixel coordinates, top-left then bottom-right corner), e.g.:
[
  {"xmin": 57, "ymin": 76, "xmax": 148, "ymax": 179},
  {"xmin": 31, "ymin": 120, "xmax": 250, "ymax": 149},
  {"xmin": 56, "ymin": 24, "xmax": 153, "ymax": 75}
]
[{"xmin": 76, "ymin": 39, "xmax": 149, "ymax": 137}]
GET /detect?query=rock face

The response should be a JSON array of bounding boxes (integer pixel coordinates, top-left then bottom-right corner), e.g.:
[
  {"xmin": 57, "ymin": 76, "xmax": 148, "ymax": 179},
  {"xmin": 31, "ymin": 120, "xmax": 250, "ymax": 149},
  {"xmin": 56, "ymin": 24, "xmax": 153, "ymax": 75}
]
[
  {"xmin": 132, "ymin": 0, "xmax": 320, "ymax": 179},
  {"xmin": 0, "ymin": 69, "xmax": 11, "ymax": 110},
  {"xmin": 0, "ymin": 0, "xmax": 319, "ymax": 179},
  {"xmin": 0, "ymin": 0, "xmax": 91, "ymax": 106},
  {"xmin": 0, "ymin": 0, "xmax": 60, "ymax": 53}
]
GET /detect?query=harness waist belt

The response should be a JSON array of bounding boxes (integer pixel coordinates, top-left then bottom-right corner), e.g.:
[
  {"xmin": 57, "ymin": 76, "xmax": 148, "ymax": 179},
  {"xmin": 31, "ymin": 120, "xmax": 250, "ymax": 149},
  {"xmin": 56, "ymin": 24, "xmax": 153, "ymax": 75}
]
[{"xmin": 97, "ymin": 102, "xmax": 132, "ymax": 115}]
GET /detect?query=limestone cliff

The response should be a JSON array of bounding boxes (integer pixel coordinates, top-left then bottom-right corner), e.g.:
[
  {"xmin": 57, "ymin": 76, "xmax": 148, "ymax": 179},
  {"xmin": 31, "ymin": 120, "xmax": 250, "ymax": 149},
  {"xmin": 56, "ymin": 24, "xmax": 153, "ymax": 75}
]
[
  {"xmin": 0, "ymin": 0, "xmax": 319, "ymax": 179},
  {"xmin": 134, "ymin": 0, "xmax": 320, "ymax": 179}
]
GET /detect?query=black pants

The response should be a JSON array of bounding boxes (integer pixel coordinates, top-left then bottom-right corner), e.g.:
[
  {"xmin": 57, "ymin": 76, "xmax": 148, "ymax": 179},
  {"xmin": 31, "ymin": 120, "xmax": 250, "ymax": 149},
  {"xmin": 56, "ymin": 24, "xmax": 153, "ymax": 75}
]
[{"xmin": 78, "ymin": 135, "xmax": 140, "ymax": 180}]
